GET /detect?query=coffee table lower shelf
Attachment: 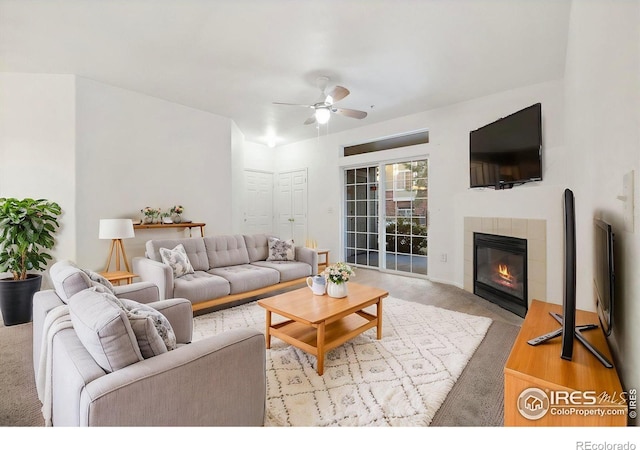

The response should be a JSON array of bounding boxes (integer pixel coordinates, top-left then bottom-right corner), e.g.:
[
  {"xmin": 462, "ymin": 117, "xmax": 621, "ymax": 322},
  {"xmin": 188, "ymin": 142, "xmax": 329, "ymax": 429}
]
[{"xmin": 269, "ymin": 311, "xmax": 378, "ymax": 373}]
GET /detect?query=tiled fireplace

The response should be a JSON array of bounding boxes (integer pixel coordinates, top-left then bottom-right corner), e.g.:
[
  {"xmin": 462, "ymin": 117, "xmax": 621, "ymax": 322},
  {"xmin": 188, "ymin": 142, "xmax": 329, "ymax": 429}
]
[{"xmin": 464, "ymin": 217, "xmax": 547, "ymax": 315}]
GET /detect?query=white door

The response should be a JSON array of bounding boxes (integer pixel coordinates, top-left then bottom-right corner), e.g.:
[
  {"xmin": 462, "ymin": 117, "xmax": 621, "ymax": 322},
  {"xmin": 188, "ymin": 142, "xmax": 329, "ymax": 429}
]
[
  {"xmin": 277, "ymin": 169, "xmax": 307, "ymax": 244},
  {"xmin": 243, "ymin": 170, "xmax": 274, "ymax": 235}
]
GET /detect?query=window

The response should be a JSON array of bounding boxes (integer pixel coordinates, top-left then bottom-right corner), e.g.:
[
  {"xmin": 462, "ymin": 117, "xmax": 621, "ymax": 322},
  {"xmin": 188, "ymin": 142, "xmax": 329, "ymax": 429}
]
[{"xmin": 343, "ymin": 131, "xmax": 429, "ymax": 157}]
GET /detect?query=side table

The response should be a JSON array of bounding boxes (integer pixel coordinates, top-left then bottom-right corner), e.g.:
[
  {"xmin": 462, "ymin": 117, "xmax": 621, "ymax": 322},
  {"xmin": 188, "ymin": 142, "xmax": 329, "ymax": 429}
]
[
  {"xmin": 100, "ymin": 270, "xmax": 137, "ymax": 286},
  {"xmin": 315, "ymin": 249, "xmax": 330, "ymax": 272}
]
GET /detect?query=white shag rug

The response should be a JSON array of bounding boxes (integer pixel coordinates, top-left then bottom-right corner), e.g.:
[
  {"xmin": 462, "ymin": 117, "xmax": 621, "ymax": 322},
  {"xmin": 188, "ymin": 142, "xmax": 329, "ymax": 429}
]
[{"xmin": 192, "ymin": 296, "xmax": 492, "ymax": 426}]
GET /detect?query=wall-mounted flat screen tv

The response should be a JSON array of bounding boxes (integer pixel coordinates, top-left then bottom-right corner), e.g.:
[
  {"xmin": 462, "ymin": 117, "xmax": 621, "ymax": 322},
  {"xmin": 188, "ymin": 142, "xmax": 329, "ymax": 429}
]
[{"xmin": 470, "ymin": 103, "xmax": 542, "ymax": 189}]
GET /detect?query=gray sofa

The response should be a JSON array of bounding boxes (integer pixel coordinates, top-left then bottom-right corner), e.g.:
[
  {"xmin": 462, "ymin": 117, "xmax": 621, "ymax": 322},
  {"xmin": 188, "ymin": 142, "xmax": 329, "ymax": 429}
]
[
  {"xmin": 33, "ymin": 260, "xmax": 266, "ymax": 426},
  {"xmin": 133, "ymin": 233, "xmax": 318, "ymax": 312}
]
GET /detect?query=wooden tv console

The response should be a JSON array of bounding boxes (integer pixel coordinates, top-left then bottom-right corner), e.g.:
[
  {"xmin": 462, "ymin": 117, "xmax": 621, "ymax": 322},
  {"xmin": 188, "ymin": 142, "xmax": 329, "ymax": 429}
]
[{"xmin": 504, "ymin": 300, "xmax": 628, "ymax": 426}]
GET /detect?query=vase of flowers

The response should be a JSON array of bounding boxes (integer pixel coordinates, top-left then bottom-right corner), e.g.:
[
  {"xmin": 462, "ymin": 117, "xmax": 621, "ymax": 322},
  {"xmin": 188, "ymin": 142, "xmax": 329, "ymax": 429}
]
[
  {"xmin": 141, "ymin": 207, "xmax": 161, "ymax": 224},
  {"xmin": 170, "ymin": 205, "xmax": 184, "ymax": 223},
  {"xmin": 323, "ymin": 262, "xmax": 354, "ymax": 298}
]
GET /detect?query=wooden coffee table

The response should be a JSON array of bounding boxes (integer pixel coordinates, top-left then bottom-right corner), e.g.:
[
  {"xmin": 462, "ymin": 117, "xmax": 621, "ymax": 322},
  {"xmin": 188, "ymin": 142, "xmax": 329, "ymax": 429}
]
[{"xmin": 257, "ymin": 282, "xmax": 388, "ymax": 375}]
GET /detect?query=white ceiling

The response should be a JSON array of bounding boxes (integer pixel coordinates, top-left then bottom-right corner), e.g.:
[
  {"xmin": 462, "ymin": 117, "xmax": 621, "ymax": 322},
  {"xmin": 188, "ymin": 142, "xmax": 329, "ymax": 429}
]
[{"xmin": 0, "ymin": 0, "xmax": 572, "ymax": 147}]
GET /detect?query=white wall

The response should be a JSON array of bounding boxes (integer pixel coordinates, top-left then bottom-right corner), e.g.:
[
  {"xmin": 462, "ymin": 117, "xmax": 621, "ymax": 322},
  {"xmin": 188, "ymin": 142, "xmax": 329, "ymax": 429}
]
[
  {"xmin": 564, "ymin": 0, "xmax": 640, "ymax": 397},
  {"xmin": 75, "ymin": 77, "xmax": 234, "ymax": 270},
  {"xmin": 276, "ymin": 80, "xmax": 566, "ymax": 298},
  {"xmin": 452, "ymin": 82, "xmax": 567, "ymax": 303},
  {"xmin": 230, "ymin": 125, "xmax": 275, "ymax": 233},
  {"xmin": 0, "ymin": 73, "xmax": 77, "ymax": 288}
]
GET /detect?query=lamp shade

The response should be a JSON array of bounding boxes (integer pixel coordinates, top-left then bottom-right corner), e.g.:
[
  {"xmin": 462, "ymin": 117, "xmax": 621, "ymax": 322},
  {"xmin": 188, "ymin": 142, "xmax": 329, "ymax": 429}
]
[{"xmin": 99, "ymin": 219, "xmax": 135, "ymax": 240}]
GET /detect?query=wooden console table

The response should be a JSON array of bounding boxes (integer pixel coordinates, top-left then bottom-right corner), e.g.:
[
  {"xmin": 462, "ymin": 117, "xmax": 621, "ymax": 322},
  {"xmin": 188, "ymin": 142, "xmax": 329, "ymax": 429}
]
[
  {"xmin": 504, "ymin": 300, "xmax": 627, "ymax": 426},
  {"xmin": 134, "ymin": 222, "xmax": 205, "ymax": 237}
]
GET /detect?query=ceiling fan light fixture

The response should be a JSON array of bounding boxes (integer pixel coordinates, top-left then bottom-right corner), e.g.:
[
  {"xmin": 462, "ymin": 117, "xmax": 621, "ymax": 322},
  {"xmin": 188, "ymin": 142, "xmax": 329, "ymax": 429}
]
[{"xmin": 315, "ymin": 108, "xmax": 331, "ymax": 124}]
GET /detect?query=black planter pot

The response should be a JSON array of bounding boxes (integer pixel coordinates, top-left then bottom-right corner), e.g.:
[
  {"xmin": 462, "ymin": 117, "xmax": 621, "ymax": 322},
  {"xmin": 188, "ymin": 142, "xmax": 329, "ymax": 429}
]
[{"xmin": 0, "ymin": 274, "xmax": 42, "ymax": 326}]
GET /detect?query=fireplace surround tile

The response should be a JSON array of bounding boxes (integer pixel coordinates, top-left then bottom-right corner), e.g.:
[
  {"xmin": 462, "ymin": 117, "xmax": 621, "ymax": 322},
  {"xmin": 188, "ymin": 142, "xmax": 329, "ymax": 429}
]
[
  {"xmin": 511, "ymin": 219, "xmax": 528, "ymax": 238},
  {"xmin": 497, "ymin": 218, "xmax": 512, "ymax": 236},
  {"xmin": 464, "ymin": 216, "xmax": 547, "ymax": 306}
]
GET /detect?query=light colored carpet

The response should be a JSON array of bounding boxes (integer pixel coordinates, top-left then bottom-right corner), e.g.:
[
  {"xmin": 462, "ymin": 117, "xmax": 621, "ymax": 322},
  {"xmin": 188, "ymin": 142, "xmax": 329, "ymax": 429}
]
[
  {"xmin": 0, "ymin": 320, "xmax": 43, "ymax": 426},
  {"xmin": 192, "ymin": 296, "xmax": 492, "ymax": 426}
]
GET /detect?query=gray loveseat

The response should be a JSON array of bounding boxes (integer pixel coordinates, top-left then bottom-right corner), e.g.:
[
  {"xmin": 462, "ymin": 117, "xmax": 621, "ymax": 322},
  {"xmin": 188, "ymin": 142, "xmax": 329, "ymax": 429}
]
[
  {"xmin": 33, "ymin": 260, "xmax": 266, "ymax": 426},
  {"xmin": 133, "ymin": 233, "xmax": 318, "ymax": 312}
]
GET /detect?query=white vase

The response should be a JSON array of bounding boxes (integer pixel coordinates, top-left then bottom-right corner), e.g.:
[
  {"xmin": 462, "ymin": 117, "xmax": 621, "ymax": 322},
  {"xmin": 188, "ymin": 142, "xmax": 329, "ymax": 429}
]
[{"xmin": 327, "ymin": 281, "xmax": 348, "ymax": 298}]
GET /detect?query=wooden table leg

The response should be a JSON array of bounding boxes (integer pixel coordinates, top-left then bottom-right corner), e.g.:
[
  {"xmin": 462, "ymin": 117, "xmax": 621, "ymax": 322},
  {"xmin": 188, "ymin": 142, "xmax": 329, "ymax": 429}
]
[
  {"xmin": 265, "ymin": 310, "xmax": 272, "ymax": 349},
  {"xmin": 317, "ymin": 322, "xmax": 325, "ymax": 375},
  {"xmin": 376, "ymin": 297, "xmax": 383, "ymax": 340}
]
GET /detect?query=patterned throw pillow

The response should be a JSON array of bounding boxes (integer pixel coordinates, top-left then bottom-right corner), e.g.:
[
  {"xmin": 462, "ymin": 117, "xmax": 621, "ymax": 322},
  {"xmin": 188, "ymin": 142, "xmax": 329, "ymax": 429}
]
[
  {"xmin": 113, "ymin": 297, "xmax": 177, "ymax": 358},
  {"xmin": 159, "ymin": 244, "xmax": 195, "ymax": 278},
  {"xmin": 82, "ymin": 269, "xmax": 116, "ymax": 294},
  {"xmin": 266, "ymin": 237, "xmax": 295, "ymax": 261}
]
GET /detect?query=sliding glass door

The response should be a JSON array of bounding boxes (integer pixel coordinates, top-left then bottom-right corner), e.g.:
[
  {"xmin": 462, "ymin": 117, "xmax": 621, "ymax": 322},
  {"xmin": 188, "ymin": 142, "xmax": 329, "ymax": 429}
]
[
  {"xmin": 345, "ymin": 166, "xmax": 379, "ymax": 268},
  {"xmin": 344, "ymin": 159, "xmax": 428, "ymax": 276},
  {"xmin": 383, "ymin": 160, "xmax": 428, "ymax": 275}
]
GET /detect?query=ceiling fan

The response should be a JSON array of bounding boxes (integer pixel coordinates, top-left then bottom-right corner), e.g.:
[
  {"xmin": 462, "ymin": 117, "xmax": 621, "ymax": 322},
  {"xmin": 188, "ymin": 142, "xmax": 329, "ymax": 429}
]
[{"xmin": 273, "ymin": 76, "xmax": 368, "ymax": 125}]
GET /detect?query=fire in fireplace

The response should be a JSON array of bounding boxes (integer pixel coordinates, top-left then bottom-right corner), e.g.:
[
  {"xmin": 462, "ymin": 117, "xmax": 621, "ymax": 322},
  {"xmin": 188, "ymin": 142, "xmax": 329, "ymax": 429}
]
[{"xmin": 473, "ymin": 233, "xmax": 527, "ymax": 317}]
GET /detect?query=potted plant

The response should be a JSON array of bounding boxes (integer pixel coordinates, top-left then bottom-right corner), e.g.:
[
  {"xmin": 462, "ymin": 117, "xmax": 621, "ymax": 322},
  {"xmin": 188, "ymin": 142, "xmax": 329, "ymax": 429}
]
[
  {"xmin": 170, "ymin": 205, "xmax": 184, "ymax": 223},
  {"xmin": 0, "ymin": 198, "xmax": 62, "ymax": 326},
  {"xmin": 141, "ymin": 206, "xmax": 161, "ymax": 224},
  {"xmin": 323, "ymin": 262, "xmax": 355, "ymax": 298}
]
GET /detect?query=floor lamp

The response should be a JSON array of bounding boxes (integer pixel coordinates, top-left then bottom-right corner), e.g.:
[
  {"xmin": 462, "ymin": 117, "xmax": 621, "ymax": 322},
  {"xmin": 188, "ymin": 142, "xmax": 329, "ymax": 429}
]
[{"xmin": 99, "ymin": 219, "xmax": 135, "ymax": 273}]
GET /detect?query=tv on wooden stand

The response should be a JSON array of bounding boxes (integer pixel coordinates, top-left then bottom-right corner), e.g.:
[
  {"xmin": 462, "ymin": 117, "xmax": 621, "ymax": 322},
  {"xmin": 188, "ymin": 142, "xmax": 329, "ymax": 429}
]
[{"xmin": 527, "ymin": 188, "xmax": 612, "ymax": 369}]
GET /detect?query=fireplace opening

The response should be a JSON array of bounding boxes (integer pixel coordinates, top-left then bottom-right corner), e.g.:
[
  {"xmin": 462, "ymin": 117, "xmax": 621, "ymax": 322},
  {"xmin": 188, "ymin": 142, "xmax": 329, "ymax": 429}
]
[{"xmin": 474, "ymin": 233, "xmax": 527, "ymax": 318}]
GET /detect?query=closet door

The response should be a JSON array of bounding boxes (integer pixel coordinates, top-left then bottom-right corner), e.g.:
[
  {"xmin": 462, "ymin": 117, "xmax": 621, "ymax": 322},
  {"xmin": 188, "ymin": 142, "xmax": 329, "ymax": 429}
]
[
  {"xmin": 276, "ymin": 169, "xmax": 307, "ymax": 244},
  {"xmin": 243, "ymin": 170, "xmax": 274, "ymax": 235}
]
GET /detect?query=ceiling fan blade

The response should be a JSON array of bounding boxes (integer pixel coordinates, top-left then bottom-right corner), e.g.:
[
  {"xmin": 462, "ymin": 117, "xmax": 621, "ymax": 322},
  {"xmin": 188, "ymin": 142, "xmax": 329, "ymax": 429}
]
[
  {"xmin": 332, "ymin": 108, "xmax": 367, "ymax": 119},
  {"xmin": 326, "ymin": 86, "xmax": 349, "ymax": 103},
  {"xmin": 304, "ymin": 115, "xmax": 317, "ymax": 125},
  {"xmin": 273, "ymin": 102, "xmax": 313, "ymax": 108}
]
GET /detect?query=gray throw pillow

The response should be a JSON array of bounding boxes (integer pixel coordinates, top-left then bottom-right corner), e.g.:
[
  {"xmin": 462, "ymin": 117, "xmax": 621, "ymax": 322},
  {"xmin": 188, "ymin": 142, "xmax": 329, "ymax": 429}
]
[
  {"xmin": 266, "ymin": 237, "xmax": 295, "ymax": 261},
  {"xmin": 113, "ymin": 298, "xmax": 177, "ymax": 358},
  {"xmin": 159, "ymin": 244, "xmax": 195, "ymax": 278}
]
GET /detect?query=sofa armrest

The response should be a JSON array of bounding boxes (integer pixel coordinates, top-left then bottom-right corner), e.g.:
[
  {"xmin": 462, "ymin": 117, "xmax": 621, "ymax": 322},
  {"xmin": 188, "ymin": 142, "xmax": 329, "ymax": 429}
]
[
  {"xmin": 295, "ymin": 246, "xmax": 318, "ymax": 275},
  {"xmin": 113, "ymin": 281, "xmax": 159, "ymax": 304},
  {"xmin": 79, "ymin": 329, "xmax": 266, "ymax": 426},
  {"xmin": 146, "ymin": 298, "xmax": 193, "ymax": 344},
  {"xmin": 132, "ymin": 257, "xmax": 174, "ymax": 300}
]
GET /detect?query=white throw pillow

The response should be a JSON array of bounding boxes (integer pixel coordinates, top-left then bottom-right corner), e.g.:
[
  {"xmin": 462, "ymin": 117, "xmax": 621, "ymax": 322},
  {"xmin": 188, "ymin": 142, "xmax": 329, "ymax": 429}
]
[
  {"xmin": 266, "ymin": 237, "xmax": 295, "ymax": 261},
  {"xmin": 159, "ymin": 244, "xmax": 195, "ymax": 278}
]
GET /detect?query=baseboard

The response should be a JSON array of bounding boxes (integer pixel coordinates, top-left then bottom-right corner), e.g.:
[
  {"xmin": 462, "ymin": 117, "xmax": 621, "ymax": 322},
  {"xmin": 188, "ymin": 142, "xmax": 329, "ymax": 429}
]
[{"xmin": 427, "ymin": 276, "xmax": 464, "ymax": 290}]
